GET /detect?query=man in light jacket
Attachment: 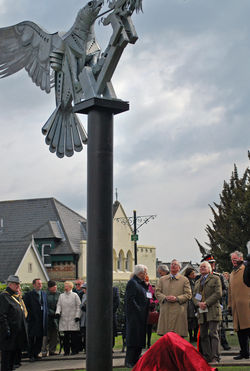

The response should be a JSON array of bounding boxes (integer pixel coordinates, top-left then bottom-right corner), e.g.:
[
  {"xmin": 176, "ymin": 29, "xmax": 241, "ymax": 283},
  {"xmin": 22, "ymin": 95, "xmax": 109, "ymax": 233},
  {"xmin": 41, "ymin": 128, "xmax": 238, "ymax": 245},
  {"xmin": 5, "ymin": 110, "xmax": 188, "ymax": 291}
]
[
  {"xmin": 155, "ymin": 259, "xmax": 191, "ymax": 337},
  {"xmin": 228, "ymin": 251, "xmax": 250, "ymax": 360}
]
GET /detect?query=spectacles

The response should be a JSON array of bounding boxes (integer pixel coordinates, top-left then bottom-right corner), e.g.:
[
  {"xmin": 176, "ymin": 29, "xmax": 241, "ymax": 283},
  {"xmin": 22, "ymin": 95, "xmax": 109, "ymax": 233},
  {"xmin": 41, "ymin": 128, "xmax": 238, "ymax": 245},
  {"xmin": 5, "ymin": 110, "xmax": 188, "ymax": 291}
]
[{"xmin": 76, "ymin": 283, "xmax": 81, "ymax": 286}]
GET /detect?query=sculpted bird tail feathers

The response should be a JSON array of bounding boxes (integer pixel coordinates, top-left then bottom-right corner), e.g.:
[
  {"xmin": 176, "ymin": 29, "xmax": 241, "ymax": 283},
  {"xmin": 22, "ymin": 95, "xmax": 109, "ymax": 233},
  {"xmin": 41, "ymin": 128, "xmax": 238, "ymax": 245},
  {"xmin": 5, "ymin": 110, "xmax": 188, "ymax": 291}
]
[{"xmin": 42, "ymin": 105, "xmax": 87, "ymax": 158}]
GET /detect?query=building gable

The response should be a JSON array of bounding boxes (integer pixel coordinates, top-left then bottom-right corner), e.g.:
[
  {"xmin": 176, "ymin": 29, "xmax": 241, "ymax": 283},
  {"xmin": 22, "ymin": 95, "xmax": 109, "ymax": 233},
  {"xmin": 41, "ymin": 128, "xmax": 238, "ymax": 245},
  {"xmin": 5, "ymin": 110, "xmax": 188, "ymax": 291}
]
[{"xmin": 0, "ymin": 239, "xmax": 49, "ymax": 283}]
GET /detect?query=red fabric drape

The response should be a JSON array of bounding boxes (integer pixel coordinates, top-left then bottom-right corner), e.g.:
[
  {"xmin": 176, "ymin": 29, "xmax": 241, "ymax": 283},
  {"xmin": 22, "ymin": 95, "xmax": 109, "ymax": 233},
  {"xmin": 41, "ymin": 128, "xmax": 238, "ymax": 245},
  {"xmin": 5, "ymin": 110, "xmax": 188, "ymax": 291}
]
[
  {"xmin": 197, "ymin": 326, "xmax": 200, "ymax": 351},
  {"xmin": 132, "ymin": 332, "xmax": 217, "ymax": 371}
]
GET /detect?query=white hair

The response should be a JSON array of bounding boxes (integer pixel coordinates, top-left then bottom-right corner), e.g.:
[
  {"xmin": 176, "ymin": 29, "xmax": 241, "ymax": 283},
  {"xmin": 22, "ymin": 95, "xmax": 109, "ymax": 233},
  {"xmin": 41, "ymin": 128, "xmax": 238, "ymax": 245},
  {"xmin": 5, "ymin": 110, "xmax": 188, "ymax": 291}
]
[
  {"xmin": 134, "ymin": 264, "xmax": 148, "ymax": 275},
  {"xmin": 171, "ymin": 259, "xmax": 182, "ymax": 269},
  {"xmin": 230, "ymin": 250, "xmax": 243, "ymax": 259},
  {"xmin": 200, "ymin": 261, "xmax": 212, "ymax": 272},
  {"xmin": 158, "ymin": 264, "xmax": 169, "ymax": 273}
]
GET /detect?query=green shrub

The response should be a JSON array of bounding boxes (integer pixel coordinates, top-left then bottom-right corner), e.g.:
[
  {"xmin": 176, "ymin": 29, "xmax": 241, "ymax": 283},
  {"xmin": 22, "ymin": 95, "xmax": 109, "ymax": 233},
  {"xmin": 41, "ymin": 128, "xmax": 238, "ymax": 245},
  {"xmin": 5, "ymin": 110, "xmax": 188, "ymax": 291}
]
[
  {"xmin": 114, "ymin": 281, "xmax": 127, "ymax": 333},
  {"xmin": 0, "ymin": 283, "xmax": 6, "ymax": 292}
]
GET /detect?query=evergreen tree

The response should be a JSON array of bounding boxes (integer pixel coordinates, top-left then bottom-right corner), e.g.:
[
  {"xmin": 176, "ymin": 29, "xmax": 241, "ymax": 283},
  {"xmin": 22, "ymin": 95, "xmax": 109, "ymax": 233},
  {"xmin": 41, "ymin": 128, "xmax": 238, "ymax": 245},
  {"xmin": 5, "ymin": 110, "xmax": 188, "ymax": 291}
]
[{"xmin": 196, "ymin": 162, "xmax": 250, "ymax": 272}]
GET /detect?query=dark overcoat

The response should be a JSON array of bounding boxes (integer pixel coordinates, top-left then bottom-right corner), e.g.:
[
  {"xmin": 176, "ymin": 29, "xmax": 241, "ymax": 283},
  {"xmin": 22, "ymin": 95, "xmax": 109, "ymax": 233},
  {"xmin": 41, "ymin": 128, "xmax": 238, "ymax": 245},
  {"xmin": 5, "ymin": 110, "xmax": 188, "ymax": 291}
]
[
  {"xmin": 125, "ymin": 275, "xmax": 149, "ymax": 348},
  {"xmin": 0, "ymin": 287, "xmax": 28, "ymax": 351},
  {"xmin": 47, "ymin": 290, "xmax": 60, "ymax": 329},
  {"xmin": 23, "ymin": 289, "xmax": 48, "ymax": 337},
  {"xmin": 243, "ymin": 259, "xmax": 250, "ymax": 287},
  {"xmin": 113, "ymin": 286, "xmax": 120, "ymax": 338}
]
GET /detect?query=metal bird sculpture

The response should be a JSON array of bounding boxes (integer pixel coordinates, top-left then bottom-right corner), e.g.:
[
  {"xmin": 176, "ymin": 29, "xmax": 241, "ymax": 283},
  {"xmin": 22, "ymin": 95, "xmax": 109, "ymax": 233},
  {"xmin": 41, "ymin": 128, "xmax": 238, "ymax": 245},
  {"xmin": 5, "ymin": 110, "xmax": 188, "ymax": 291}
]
[
  {"xmin": 0, "ymin": 0, "xmax": 143, "ymax": 157},
  {"xmin": 0, "ymin": 0, "xmax": 103, "ymax": 158}
]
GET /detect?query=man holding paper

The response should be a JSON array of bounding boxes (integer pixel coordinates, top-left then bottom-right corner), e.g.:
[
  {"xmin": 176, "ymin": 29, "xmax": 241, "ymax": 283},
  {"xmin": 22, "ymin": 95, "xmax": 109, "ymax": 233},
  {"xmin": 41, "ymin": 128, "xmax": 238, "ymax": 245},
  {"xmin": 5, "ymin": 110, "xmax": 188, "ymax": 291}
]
[{"xmin": 193, "ymin": 261, "xmax": 222, "ymax": 363}]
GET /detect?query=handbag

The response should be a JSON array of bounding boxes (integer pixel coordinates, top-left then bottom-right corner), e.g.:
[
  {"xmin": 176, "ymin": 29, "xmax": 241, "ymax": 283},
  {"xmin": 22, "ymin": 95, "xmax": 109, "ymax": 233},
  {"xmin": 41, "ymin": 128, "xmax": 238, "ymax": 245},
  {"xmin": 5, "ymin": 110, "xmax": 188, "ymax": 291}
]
[{"xmin": 147, "ymin": 310, "xmax": 159, "ymax": 325}]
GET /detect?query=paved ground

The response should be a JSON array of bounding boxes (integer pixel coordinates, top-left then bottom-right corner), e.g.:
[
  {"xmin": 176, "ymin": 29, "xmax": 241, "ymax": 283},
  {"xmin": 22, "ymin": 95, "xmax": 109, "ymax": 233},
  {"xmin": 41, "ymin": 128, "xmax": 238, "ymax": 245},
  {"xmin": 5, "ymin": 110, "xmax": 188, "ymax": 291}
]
[{"xmin": 16, "ymin": 348, "xmax": 250, "ymax": 371}]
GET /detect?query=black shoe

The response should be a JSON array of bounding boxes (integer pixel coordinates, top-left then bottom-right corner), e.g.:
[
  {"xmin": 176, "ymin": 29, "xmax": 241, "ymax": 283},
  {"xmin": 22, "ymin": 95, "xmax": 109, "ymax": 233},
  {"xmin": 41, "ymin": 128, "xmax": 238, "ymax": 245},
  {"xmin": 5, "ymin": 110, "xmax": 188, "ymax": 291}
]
[
  {"xmin": 223, "ymin": 345, "xmax": 231, "ymax": 350},
  {"xmin": 29, "ymin": 357, "xmax": 35, "ymax": 362},
  {"xmin": 71, "ymin": 351, "xmax": 79, "ymax": 355},
  {"xmin": 64, "ymin": 353, "xmax": 70, "ymax": 356},
  {"xmin": 125, "ymin": 363, "xmax": 134, "ymax": 368},
  {"xmin": 233, "ymin": 354, "xmax": 249, "ymax": 360}
]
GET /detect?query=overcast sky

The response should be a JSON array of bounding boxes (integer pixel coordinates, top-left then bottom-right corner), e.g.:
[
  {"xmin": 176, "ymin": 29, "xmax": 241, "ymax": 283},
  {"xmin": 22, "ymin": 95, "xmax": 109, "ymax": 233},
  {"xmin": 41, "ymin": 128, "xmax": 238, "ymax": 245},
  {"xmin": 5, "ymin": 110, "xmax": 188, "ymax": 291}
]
[{"xmin": 0, "ymin": 0, "xmax": 249, "ymax": 265}]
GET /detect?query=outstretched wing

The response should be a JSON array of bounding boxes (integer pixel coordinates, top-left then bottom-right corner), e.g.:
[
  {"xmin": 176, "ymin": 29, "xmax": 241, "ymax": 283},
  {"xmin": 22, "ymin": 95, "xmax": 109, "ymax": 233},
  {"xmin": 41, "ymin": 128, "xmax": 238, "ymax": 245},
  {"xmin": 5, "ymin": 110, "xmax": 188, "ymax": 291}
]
[{"xmin": 0, "ymin": 21, "xmax": 62, "ymax": 93}]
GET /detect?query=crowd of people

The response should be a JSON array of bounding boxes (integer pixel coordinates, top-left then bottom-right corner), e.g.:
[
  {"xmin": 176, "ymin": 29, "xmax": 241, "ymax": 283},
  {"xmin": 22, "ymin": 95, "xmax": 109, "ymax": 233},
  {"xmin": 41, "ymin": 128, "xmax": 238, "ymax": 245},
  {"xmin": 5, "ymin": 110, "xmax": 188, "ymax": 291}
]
[
  {"xmin": 0, "ymin": 249, "xmax": 249, "ymax": 371},
  {"xmin": 0, "ymin": 276, "xmax": 120, "ymax": 371},
  {"xmin": 124, "ymin": 251, "xmax": 250, "ymax": 368}
]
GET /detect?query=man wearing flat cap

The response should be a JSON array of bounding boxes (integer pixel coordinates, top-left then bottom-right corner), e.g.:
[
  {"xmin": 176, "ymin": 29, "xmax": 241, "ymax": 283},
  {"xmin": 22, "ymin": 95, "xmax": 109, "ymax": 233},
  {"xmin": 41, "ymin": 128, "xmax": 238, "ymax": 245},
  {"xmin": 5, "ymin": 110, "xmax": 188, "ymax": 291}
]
[
  {"xmin": 0, "ymin": 275, "xmax": 28, "ymax": 371},
  {"xmin": 42, "ymin": 280, "xmax": 60, "ymax": 356}
]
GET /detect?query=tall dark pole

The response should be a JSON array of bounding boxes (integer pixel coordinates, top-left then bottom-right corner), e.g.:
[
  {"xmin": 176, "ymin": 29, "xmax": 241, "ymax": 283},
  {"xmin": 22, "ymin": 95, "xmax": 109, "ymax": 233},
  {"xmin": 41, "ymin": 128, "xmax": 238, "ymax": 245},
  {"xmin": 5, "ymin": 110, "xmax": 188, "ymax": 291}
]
[
  {"xmin": 133, "ymin": 209, "xmax": 137, "ymax": 265},
  {"xmin": 74, "ymin": 97, "xmax": 129, "ymax": 371}
]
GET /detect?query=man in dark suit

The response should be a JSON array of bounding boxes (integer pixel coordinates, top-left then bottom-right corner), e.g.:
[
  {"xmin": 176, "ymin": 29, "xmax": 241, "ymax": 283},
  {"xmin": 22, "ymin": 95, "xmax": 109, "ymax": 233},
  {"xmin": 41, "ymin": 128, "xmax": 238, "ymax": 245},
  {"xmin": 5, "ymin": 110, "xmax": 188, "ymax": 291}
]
[
  {"xmin": 0, "ymin": 275, "xmax": 28, "ymax": 371},
  {"xmin": 124, "ymin": 264, "xmax": 149, "ymax": 368},
  {"xmin": 23, "ymin": 278, "xmax": 48, "ymax": 362}
]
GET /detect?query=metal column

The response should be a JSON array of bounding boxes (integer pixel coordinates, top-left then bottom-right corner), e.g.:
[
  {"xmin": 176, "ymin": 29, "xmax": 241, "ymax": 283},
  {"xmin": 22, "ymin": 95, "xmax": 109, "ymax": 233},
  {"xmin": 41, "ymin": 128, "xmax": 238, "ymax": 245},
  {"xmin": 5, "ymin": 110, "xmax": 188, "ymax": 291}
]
[{"xmin": 74, "ymin": 97, "xmax": 129, "ymax": 371}]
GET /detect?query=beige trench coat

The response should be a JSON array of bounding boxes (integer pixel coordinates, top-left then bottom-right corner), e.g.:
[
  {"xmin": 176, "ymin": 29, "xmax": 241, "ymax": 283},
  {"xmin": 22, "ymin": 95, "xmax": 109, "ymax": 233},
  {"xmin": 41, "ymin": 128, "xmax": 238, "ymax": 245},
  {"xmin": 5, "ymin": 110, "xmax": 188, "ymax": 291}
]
[
  {"xmin": 155, "ymin": 274, "xmax": 192, "ymax": 337},
  {"xmin": 228, "ymin": 264, "xmax": 250, "ymax": 331}
]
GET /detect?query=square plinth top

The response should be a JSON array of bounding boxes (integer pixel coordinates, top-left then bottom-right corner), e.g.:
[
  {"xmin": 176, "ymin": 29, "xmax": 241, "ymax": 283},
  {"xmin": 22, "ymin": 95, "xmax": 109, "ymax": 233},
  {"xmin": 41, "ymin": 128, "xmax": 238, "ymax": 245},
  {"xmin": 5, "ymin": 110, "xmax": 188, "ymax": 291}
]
[{"xmin": 74, "ymin": 97, "xmax": 130, "ymax": 115}]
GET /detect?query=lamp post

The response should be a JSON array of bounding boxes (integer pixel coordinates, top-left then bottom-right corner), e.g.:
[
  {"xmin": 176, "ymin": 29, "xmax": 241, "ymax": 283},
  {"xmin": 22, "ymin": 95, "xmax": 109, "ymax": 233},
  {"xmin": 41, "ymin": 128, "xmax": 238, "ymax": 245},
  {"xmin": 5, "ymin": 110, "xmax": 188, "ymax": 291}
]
[{"xmin": 115, "ymin": 211, "xmax": 156, "ymax": 265}]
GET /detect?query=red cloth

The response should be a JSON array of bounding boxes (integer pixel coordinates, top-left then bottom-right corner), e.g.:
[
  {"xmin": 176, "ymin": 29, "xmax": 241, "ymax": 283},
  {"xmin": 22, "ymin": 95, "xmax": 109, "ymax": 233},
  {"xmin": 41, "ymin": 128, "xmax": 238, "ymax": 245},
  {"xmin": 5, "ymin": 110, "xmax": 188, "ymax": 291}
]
[{"xmin": 132, "ymin": 332, "xmax": 218, "ymax": 371}]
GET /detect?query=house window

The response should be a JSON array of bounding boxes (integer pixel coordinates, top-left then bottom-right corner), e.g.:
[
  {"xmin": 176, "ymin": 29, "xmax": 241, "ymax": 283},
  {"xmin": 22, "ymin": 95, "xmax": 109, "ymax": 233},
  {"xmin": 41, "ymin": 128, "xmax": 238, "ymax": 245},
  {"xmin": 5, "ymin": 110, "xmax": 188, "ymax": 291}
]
[
  {"xmin": 28, "ymin": 263, "xmax": 33, "ymax": 273},
  {"xmin": 42, "ymin": 244, "xmax": 52, "ymax": 267},
  {"xmin": 125, "ymin": 251, "xmax": 132, "ymax": 271},
  {"xmin": 113, "ymin": 249, "xmax": 117, "ymax": 272},
  {"xmin": 117, "ymin": 250, "xmax": 125, "ymax": 271}
]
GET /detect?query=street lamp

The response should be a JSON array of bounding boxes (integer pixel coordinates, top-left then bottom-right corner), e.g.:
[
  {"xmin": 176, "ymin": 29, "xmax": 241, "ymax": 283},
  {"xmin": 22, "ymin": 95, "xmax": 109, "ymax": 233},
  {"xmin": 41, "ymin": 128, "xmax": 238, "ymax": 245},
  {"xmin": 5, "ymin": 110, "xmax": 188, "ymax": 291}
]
[{"xmin": 115, "ymin": 211, "xmax": 156, "ymax": 265}]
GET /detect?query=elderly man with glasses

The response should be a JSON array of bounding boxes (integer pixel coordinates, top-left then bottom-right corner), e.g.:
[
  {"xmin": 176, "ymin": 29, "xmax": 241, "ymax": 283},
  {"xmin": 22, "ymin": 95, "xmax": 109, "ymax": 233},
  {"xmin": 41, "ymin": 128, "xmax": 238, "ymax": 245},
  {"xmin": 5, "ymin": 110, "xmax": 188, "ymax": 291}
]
[
  {"xmin": 0, "ymin": 275, "xmax": 28, "ymax": 371},
  {"xmin": 193, "ymin": 261, "xmax": 222, "ymax": 364},
  {"xmin": 73, "ymin": 279, "xmax": 85, "ymax": 300}
]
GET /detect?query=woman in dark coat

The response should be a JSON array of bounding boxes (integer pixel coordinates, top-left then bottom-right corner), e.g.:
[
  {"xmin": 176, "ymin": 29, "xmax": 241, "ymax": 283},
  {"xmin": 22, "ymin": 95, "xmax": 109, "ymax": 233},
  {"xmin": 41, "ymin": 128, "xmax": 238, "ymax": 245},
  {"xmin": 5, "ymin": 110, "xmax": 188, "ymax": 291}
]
[
  {"xmin": 124, "ymin": 265, "xmax": 149, "ymax": 368},
  {"xmin": 0, "ymin": 275, "xmax": 28, "ymax": 371}
]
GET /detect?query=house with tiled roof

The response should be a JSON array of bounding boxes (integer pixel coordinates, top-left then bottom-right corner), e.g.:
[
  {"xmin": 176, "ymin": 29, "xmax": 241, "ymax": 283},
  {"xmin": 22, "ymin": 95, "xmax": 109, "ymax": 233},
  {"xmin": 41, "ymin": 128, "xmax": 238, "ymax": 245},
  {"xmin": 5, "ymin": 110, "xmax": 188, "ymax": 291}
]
[
  {"xmin": 0, "ymin": 198, "xmax": 86, "ymax": 281},
  {"xmin": 0, "ymin": 198, "xmax": 156, "ymax": 282}
]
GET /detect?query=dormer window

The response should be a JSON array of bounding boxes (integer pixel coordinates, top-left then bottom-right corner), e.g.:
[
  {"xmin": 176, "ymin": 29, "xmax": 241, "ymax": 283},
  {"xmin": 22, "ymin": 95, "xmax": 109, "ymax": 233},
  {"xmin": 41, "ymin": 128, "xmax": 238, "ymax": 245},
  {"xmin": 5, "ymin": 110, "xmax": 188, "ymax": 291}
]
[
  {"xmin": 42, "ymin": 244, "xmax": 52, "ymax": 267},
  {"xmin": 0, "ymin": 217, "xmax": 3, "ymax": 233}
]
